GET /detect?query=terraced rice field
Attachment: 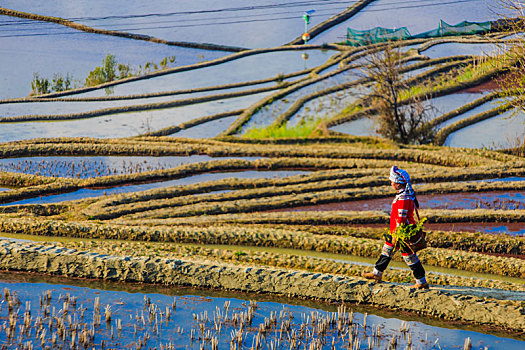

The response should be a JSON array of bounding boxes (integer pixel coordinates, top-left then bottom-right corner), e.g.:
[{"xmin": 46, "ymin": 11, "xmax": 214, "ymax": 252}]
[
  {"xmin": 0, "ymin": 0, "xmax": 524, "ymax": 348},
  {"xmin": 1, "ymin": 272, "xmax": 523, "ymax": 349},
  {"xmin": 0, "ymin": 137, "xmax": 524, "ymax": 286}
]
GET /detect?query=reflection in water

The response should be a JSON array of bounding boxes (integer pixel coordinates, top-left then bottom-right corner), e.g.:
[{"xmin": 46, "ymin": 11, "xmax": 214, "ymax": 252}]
[
  {"xmin": 445, "ymin": 108, "xmax": 525, "ymax": 149},
  {"xmin": 0, "ymin": 15, "xmax": 224, "ymax": 100},
  {"xmin": 420, "ymin": 42, "xmax": 503, "ymax": 59},
  {"xmin": 0, "ymin": 156, "xmax": 263, "ymax": 179},
  {"xmin": 172, "ymin": 116, "xmax": 238, "ymax": 138},
  {"xmin": 0, "ymin": 92, "xmax": 271, "ymax": 143},
  {"xmin": 1, "ymin": 170, "xmax": 310, "ymax": 205},
  {"xmin": 76, "ymin": 50, "xmax": 335, "ymax": 98},
  {"xmin": 0, "ymin": 273, "xmax": 522, "ymax": 349}
]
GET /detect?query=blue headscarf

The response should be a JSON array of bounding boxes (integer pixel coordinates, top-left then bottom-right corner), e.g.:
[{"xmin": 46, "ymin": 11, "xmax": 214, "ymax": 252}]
[{"xmin": 389, "ymin": 165, "xmax": 416, "ymax": 202}]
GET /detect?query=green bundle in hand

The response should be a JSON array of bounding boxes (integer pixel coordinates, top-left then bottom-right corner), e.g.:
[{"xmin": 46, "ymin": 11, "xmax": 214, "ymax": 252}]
[{"xmin": 391, "ymin": 217, "xmax": 427, "ymax": 252}]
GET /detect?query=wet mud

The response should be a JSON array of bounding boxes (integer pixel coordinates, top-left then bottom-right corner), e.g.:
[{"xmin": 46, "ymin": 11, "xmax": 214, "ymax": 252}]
[{"xmin": 0, "ymin": 239, "xmax": 522, "ymax": 333}]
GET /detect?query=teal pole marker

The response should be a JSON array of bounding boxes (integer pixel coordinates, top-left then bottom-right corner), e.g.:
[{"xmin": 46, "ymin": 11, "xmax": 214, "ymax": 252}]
[{"xmin": 302, "ymin": 10, "xmax": 315, "ymax": 44}]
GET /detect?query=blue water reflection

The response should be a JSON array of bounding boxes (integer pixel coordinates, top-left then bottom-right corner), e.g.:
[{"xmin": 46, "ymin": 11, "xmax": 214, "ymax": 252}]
[
  {"xmin": 0, "ymin": 277, "xmax": 522, "ymax": 349},
  {"xmin": 1, "ymin": 170, "xmax": 309, "ymax": 205}
]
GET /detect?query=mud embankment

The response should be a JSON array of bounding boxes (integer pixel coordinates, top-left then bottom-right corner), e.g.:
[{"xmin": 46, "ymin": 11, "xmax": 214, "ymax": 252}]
[
  {"xmin": 0, "ymin": 239, "xmax": 523, "ymax": 332},
  {"xmin": 0, "ymin": 7, "xmax": 246, "ymax": 52}
]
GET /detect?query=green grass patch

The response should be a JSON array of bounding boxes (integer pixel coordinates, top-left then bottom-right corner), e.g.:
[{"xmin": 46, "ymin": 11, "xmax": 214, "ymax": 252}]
[
  {"xmin": 244, "ymin": 118, "xmax": 323, "ymax": 139},
  {"xmin": 399, "ymin": 56, "xmax": 506, "ymax": 101}
]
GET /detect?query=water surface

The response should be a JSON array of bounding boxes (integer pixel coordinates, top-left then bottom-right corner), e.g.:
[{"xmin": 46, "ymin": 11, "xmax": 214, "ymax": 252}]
[
  {"xmin": 0, "ymin": 270, "xmax": 522, "ymax": 349},
  {"xmin": 1, "ymin": 170, "xmax": 310, "ymax": 205},
  {"xmin": 0, "ymin": 16, "xmax": 224, "ymax": 99},
  {"xmin": 0, "ymin": 92, "xmax": 271, "ymax": 143},
  {"xmin": 0, "ymin": 155, "xmax": 263, "ymax": 179},
  {"xmin": 445, "ymin": 108, "xmax": 525, "ymax": 149},
  {"xmin": 312, "ymin": 0, "xmax": 508, "ymax": 45}
]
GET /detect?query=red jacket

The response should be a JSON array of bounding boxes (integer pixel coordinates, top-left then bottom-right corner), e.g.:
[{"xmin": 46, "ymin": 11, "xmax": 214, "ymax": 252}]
[{"xmin": 390, "ymin": 192, "xmax": 416, "ymax": 233}]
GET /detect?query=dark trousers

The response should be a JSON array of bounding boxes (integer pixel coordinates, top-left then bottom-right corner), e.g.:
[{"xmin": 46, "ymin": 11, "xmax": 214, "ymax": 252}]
[{"xmin": 375, "ymin": 234, "xmax": 425, "ymax": 280}]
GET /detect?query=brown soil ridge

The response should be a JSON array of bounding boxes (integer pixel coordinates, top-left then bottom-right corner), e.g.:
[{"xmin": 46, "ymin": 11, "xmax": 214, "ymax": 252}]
[
  {"xmin": 0, "ymin": 239, "xmax": 523, "ymax": 333},
  {"xmin": 0, "ymin": 7, "xmax": 246, "ymax": 52}
]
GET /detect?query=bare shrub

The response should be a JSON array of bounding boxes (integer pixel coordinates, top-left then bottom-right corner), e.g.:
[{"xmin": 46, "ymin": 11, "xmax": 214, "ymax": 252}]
[{"xmin": 364, "ymin": 43, "xmax": 436, "ymax": 144}]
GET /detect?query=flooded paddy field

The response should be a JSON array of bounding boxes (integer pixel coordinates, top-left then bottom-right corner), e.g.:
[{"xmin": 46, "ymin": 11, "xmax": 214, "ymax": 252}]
[
  {"xmin": 0, "ymin": 92, "xmax": 272, "ymax": 143},
  {"xmin": 0, "ymin": 15, "xmax": 225, "ymax": 100},
  {"xmin": 1, "ymin": 0, "xmax": 525, "ymax": 344},
  {"xmin": 445, "ymin": 109, "xmax": 525, "ymax": 149},
  {"xmin": 1, "ymin": 8, "xmax": 519, "ymax": 146},
  {"xmin": 438, "ymin": 98, "xmax": 504, "ymax": 130},
  {"xmin": 70, "ymin": 49, "xmax": 334, "ymax": 98},
  {"xmin": 1, "ymin": 170, "xmax": 310, "ymax": 206},
  {"xmin": 270, "ymin": 191, "xmax": 525, "ymax": 212},
  {"xmin": 0, "ymin": 271, "xmax": 522, "ymax": 349},
  {"xmin": 420, "ymin": 42, "xmax": 503, "ymax": 59},
  {"xmin": 0, "ymin": 155, "xmax": 264, "ymax": 179},
  {"xmin": 311, "ymin": 0, "xmax": 509, "ymax": 45},
  {"xmin": 172, "ymin": 115, "xmax": 239, "ymax": 138},
  {"xmin": 1, "ymin": 0, "xmax": 342, "ymax": 48},
  {"xmin": 329, "ymin": 117, "xmax": 379, "ymax": 137}
]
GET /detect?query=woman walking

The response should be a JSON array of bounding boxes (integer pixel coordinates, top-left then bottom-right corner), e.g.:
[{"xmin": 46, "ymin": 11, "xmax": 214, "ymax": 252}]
[{"xmin": 362, "ymin": 165, "xmax": 429, "ymax": 289}]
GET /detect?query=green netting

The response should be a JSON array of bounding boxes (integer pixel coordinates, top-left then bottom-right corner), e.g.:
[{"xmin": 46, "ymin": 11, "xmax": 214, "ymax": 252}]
[
  {"xmin": 346, "ymin": 27, "xmax": 410, "ymax": 46},
  {"xmin": 347, "ymin": 20, "xmax": 492, "ymax": 45},
  {"xmin": 440, "ymin": 20, "xmax": 491, "ymax": 35},
  {"xmin": 412, "ymin": 20, "xmax": 492, "ymax": 39},
  {"xmin": 411, "ymin": 28, "xmax": 440, "ymax": 39}
]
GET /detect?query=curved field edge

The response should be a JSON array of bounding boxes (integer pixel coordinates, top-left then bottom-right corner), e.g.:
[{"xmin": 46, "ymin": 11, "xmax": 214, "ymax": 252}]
[
  {"xmin": 0, "ymin": 239, "xmax": 522, "ymax": 333},
  {"xmin": 57, "ymin": 239, "xmax": 525, "ymax": 291},
  {"xmin": 0, "ymin": 217, "xmax": 523, "ymax": 279},
  {"xmin": 0, "ymin": 137, "xmax": 516, "ymax": 166},
  {"xmin": 272, "ymin": 56, "xmax": 475, "ymax": 129},
  {"xmin": 0, "ymin": 70, "xmax": 311, "ymax": 105},
  {"xmin": 19, "ymin": 42, "xmax": 341, "ymax": 99},
  {"xmin": 0, "ymin": 7, "xmax": 246, "ymax": 52},
  {"xmin": 324, "ymin": 56, "xmax": 506, "ymax": 129},
  {"xmin": 0, "ymin": 85, "xmax": 286, "ymax": 123},
  {"xmin": 106, "ymin": 182, "xmax": 525, "ymax": 221},
  {"xmin": 133, "ymin": 208, "xmax": 525, "ymax": 227},
  {"xmin": 0, "ymin": 218, "xmax": 522, "ymax": 256},
  {"xmin": 3, "ymin": 162, "xmax": 525, "ymax": 211}
]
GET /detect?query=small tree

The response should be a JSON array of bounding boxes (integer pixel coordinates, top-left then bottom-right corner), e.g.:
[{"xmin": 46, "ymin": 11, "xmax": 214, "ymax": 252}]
[
  {"xmin": 51, "ymin": 73, "xmax": 72, "ymax": 92},
  {"xmin": 117, "ymin": 63, "xmax": 132, "ymax": 79},
  {"xmin": 30, "ymin": 73, "xmax": 50, "ymax": 95},
  {"xmin": 85, "ymin": 54, "xmax": 118, "ymax": 87},
  {"xmin": 102, "ymin": 53, "xmax": 117, "ymax": 82},
  {"xmin": 365, "ymin": 42, "xmax": 436, "ymax": 144},
  {"xmin": 85, "ymin": 66, "xmax": 106, "ymax": 87}
]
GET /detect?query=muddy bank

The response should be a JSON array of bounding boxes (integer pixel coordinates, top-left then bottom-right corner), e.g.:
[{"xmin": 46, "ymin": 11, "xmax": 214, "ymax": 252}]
[
  {"xmin": 0, "ymin": 239, "xmax": 522, "ymax": 332},
  {"xmin": 0, "ymin": 7, "xmax": 246, "ymax": 52},
  {"xmin": 457, "ymin": 72, "xmax": 518, "ymax": 93}
]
